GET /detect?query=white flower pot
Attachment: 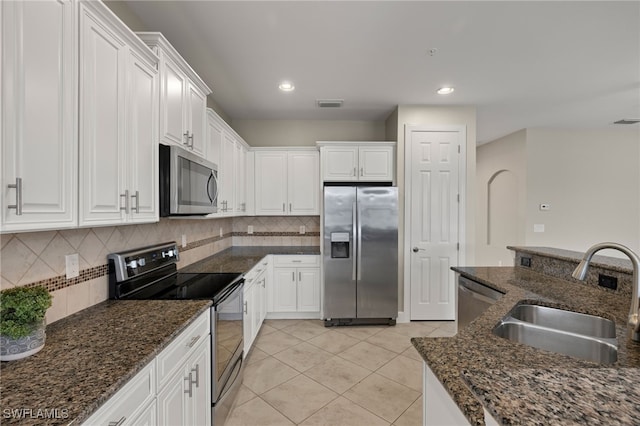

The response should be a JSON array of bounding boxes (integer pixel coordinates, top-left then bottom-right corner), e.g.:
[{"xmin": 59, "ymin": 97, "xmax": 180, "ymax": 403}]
[{"xmin": 0, "ymin": 321, "xmax": 46, "ymax": 361}]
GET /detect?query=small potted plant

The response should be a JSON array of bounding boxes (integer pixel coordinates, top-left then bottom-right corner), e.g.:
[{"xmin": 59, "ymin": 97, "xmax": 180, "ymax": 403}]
[{"xmin": 0, "ymin": 286, "xmax": 52, "ymax": 361}]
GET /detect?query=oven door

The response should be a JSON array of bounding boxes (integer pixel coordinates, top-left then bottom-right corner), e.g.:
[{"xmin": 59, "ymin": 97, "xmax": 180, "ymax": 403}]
[{"xmin": 212, "ymin": 280, "xmax": 244, "ymax": 406}]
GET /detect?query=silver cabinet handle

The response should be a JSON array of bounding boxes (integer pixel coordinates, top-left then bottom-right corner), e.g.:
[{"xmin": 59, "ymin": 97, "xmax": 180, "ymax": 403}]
[
  {"xmin": 187, "ymin": 335, "xmax": 201, "ymax": 348},
  {"xmin": 352, "ymin": 167, "xmax": 356, "ymax": 177},
  {"xmin": 299, "ymin": 271, "xmax": 302, "ymax": 281},
  {"xmin": 292, "ymin": 260, "xmax": 301, "ymax": 263},
  {"xmin": 261, "ymin": 278, "xmax": 265, "ymax": 288},
  {"xmin": 7, "ymin": 177, "xmax": 22, "ymax": 215},
  {"xmin": 183, "ymin": 131, "xmax": 190, "ymax": 147},
  {"xmin": 292, "ymin": 271, "xmax": 295, "ymax": 281},
  {"xmin": 289, "ymin": 203, "xmax": 292, "ymax": 212},
  {"xmin": 191, "ymin": 364, "xmax": 200, "ymax": 388},
  {"xmin": 120, "ymin": 189, "xmax": 130, "ymax": 213},
  {"xmin": 360, "ymin": 167, "xmax": 364, "ymax": 176},
  {"xmin": 131, "ymin": 191, "xmax": 139, "ymax": 214},
  {"xmin": 282, "ymin": 203, "xmax": 285, "ymax": 212},
  {"xmin": 108, "ymin": 416, "xmax": 126, "ymax": 426},
  {"xmin": 244, "ymin": 301, "xmax": 248, "ymax": 314},
  {"xmin": 188, "ymin": 133, "xmax": 194, "ymax": 148},
  {"xmin": 184, "ymin": 372, "xmax": 193, "ymax": 397}
]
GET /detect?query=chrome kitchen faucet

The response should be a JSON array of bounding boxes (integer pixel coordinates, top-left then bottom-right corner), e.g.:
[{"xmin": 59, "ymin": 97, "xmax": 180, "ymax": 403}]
[{"xmin": 572, "ymin": 242, "xmax": 640, "ymax": 342}]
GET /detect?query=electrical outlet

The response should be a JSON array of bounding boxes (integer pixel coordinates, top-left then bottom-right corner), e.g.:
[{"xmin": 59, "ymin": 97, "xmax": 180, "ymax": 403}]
[
  {"xmin": 65, "ymin": 254, "xmax": 79, "ymax": 279},
  {"xmin": 598, "ymin": 274, "xmax": 618, "ymax": 290},
  {"xmin": 248, "ymin": 225, "xmax": 253, "ymax": 234},
  {"xmin": 299, "ymin": 225, "xmax": 306, "ymax": 234},
  {"xmin": 181, "ymin": 234, "xmax": 187, "ymax": 248},
  {"xmin": 521, "ymin": 257, "xmax": 532, "ymax": 267}
]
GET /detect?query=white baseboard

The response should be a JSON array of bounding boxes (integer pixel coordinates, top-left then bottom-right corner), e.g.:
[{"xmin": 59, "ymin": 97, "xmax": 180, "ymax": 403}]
[
  {"xmin": 396, "ymin": 311, "xmax": 409, "ymax": 323},
  {"xmin": 265, "ymin": 312, "xmax": 321, "ymax": 320}
]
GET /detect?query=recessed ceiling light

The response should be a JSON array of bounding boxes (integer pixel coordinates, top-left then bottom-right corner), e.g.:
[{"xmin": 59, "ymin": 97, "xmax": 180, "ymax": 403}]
[
  {"xmin": 279, "ymin": 82, "xmax": 295, "ymax": 92},
  {"xmin": 437, "ymin": 87, "xmax": 455, "ymax": 95}
]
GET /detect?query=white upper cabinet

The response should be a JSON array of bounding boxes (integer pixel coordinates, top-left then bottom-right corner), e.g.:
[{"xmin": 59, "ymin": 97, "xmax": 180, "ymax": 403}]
[
  {"xmin": 254, "ymin": 150, "xmax": 319, "ymax": 216},
  {"xmin": 318, "ymin": 142, "xmax": 396, "ymax": 183},
  {"xmin": 235, "ymin": 143, "xmax": 247, "ymax": 214},
  {"xmin": 137, "ymin": 32, "xmax": 211, "ymax": 158},
  {"xmin": 219, "ymin": 132, "xmax": 236, "ymax": 215},
  {"xmin": 79, "ymin": 1, "xmax": 159, "ymax": 226},
  {"xmin": 1, "ymin": 0, "xmax": 78, "ymax": 233}
]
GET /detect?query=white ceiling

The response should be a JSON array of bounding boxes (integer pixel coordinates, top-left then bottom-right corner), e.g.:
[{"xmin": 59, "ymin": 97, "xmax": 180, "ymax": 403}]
[{"xmin": 121, "ymin": 1, "xmax": 640, "ymax": 143}]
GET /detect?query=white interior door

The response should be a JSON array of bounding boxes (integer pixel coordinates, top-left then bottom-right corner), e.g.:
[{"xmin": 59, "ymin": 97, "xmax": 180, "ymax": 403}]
[{"xmin": 408, "ymin": 128, "xmax": 461, "ymax": 320}]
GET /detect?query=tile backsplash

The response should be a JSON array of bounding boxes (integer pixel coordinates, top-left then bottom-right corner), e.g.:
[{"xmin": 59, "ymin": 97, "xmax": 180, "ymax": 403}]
[{"xmin": 0, "ymin": 215, "xmax": 319, "ymax": 324}]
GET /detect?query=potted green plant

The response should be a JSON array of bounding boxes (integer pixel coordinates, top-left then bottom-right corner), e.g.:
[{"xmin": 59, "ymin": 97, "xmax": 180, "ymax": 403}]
[{"xmin": 0, "ymin": 286, "xmax": 52, "ymax": 361}]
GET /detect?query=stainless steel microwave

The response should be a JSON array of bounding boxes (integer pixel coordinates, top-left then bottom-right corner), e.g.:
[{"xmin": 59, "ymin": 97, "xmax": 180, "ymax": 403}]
[{"xmin": 159, "ymin": 144, "xmax": 218, "ymax": 216}]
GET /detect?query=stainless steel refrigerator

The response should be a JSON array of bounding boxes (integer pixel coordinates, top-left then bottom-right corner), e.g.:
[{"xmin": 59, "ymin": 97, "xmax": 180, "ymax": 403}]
[{"xmin": 323, "ymin": 186, "xmax": 398, "ymax": 326}]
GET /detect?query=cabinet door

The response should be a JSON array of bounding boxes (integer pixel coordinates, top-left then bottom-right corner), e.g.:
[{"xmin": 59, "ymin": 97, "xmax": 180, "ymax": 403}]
[
  {"xmin": 79, "ymin": 6, "xmax": 128, "ymax": 226},
  {"xmin": 131, "ymin": 400, "xmax": 156, "ymax": 426},
  {"xmin": 159, "ymin": 55, "xmax": 187, "ymax": 146},
  {"xmin": 206, "ymin": 111, "xmax": 223, "ymax": 167},
  {"xmin": 254, "ymin": 152, "xmax": 288, "ymax": 215},
  {"xmin": 273, "ymin": 268, "xmax": 298, "ymax": 312},
  {"xmin": 288, "ymin": 151, "xmax": 319, "ymax": 215},
  {"xmin": 186, "ymin": 338, "xmax": 212, "ymax": 426},
  {"xmin": 127, "ymin": 51, "xmax": 159, "ymax": 223},
  {"xmin": 358, "ymin": 146, "xmax": 394, "ymax": 181},
  {"xmin": 322, "ymin": 147, "xmax": 358, "ymax": 181},
  {"xmin": 243, "ymin": 283, "xmax": 254, "ymax": 355},
  {"xmin": 157, "ymin": 370, "xmax": 188, "ymax": 426},
  {"xmin": 297, "ymin": 268, "xmax": 320, "ymax": 312},
  {"xmin": 187, "ymin": 83, "xmax": 207, "ymax": 157},
  {"xmin": 234, "ymin": 143, "xmax": 246, "ymax": 213},
  {"xmin": 1, "ymin": 0, "xmax": 77, "ymax": 232},
  {"xmin": 219, "ymin": 133, "xmax": 236, "ymax": 215}
]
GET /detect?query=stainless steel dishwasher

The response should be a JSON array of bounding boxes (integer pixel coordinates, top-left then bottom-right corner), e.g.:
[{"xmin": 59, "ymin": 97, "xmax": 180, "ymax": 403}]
[{"xmin": 457, "ymin": 275, "xmax": 504, "ymax": 329}]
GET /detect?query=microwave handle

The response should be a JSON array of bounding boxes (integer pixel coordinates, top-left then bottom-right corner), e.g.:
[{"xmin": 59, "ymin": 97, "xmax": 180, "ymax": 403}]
[{"xmin": 207, "ymin": 172, "xmax": 218, "ymax": 204}]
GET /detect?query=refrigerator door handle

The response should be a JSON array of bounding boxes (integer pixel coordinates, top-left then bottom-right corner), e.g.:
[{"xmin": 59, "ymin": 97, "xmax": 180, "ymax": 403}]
[
  {"xmin": 357, "ymin": 199, "xmax": 362, "ymax": 281},
  {"xmin": 352, "ymin": 202, "xmax": 357, "ymax": 281}
]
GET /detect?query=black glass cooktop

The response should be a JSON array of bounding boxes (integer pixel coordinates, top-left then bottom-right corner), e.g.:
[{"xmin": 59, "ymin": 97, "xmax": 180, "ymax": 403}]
[{"xmin": 115, "ymin": 267, "xmax": 243, "ymax": 302}]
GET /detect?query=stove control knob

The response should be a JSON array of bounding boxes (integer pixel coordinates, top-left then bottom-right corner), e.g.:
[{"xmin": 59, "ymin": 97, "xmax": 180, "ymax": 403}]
[
  {"xmin": 137, "ymin": 258, "xmax": 146, "ymax": 267},
  {"xmin": 127, "ymin": 260, "xmax": 138, "ymax": 269}
]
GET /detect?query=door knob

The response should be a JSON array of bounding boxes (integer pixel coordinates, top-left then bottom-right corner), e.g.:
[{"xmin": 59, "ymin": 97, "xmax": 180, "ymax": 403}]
[{"xmin": 412, "ymin": 247, "xmax": 424, "ymax": 253}]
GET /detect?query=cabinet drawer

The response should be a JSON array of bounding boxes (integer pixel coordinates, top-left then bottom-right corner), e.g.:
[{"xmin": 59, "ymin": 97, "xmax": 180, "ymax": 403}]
[
  {"xmin": 273, "ymin": 255, "xmax": 319, "ymax": 266},
  {"xmin": 156, "ymin": 310, "xmax": 210, "ymax": 389},
  {"xmin": 243, "ymin": 256, "xmax": 269, "ymax": 283},
  {"xmin": 84, "ymin": 362, "xmax": 155, "ymax": 426}
]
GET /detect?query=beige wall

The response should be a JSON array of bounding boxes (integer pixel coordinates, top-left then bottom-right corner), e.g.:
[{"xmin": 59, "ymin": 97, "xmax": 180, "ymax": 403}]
[
  {"xmin": 393, "ymin": 105, "xmax": 477, "ymax": 313},
  {"xmin": 525, "ymin": 128, "xmax": 640, "ymax": 254},
  {"xmin": 476, "ymin": 129, "xmax": 527, "ymax": 266},
  {"xmin": 385, "ymin": 107, "xmax": 398, "ymax": 141},
  {"xmin": 232, "ymin": 119, "xmax": 386, "ymax": 147}
]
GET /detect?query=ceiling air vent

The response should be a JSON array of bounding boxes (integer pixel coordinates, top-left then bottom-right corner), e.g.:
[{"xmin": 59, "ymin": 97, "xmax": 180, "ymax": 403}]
[
  {"xmin": 316, "ymin": 99, "xmax": 344, "ymax": 108},
  {"xmin": 613, "ymin": 118, "xmax": 640, "ymax": 125}
]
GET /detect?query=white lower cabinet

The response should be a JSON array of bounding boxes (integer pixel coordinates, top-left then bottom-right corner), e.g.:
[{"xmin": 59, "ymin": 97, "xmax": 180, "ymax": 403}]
[
  {"xmin": 244, "ymin": 257, "xmax": 269, "ymax": 355},
  {"xmin": 423, "ymin": 362, "xmax": 470, "ymax": 426},
  {"xmin": 84, "ymin": 359, "xmax": 156, "ymax": 426},
  {"xmin": 157, "ymin": 337, "xmax": 211, "ymax": 426},
  {"xmin": 85, "ymin": 310, "xmax": 211, "ymax": 426},
  {"xmin": 269, "ymin": 256, "xmax": 320, "ymax": 318}
]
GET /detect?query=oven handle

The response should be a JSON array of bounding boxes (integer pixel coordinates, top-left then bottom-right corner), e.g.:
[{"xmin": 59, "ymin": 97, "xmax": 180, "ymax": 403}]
[{"xmin": 214, "ymin": 277, "xmax": 244, "ymax": 306}]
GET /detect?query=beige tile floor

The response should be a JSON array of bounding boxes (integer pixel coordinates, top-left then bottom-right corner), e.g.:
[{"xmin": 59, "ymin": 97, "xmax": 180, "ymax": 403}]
[{"xmin": 226, "ymin": 319, "xmax": 457, "ymax": 426}]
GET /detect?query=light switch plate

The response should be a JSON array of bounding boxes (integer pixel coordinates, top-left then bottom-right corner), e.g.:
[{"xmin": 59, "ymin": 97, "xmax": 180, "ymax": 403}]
[
  {"xmin": 533, "ymin": 224, "xmax": 545, "ymax": 233},
  {"xmin": 299, "ymin": 225, "xmax": 306, "ymax": 234},
  {"xmin": 219, "ymin": 227, "xmax": 223, "ymax": 237},
  {"xmin": 65, "ymin": 254, "xmax": 79, "ymax": 279},
  {"xmin": 248, "ymin": 225, "xmax": 254, "ymax": 234},
  {"xmin": 181, "ymin": 234, "xmax": 187, "ymax": 248}
]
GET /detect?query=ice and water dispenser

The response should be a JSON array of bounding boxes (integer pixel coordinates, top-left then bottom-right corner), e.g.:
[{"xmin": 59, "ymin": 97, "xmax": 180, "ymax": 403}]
[{"xmin": 330, "ymin": 232, "xmax": 350, "ymax": 258}]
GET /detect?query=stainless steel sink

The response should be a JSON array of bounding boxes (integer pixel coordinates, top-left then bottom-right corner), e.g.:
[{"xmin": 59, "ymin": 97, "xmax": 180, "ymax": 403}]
[
  {"xmin": 509, "ymin": 304, "xmax": 616, "ymax": 338},
  {"xmin": 493, "ymin": 303, "xmax": 618, "ymax": 364}
]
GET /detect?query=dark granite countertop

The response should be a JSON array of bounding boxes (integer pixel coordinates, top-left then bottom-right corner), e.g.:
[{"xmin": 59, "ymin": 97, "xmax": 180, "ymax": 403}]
[
  {"xmin": 0, "ymin": 300, "xmax": 211, "ymax": 425},
  {"xmin": 411, "ymin": 266, "xmax": 640, "ymax": 426},
  {"xmin": 180, "ymin": 245, "xmax": 321, "ymax": 274},
  {"xmin": 508, "ymin": 245, "xmax": 634, "ymax": 274}
]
